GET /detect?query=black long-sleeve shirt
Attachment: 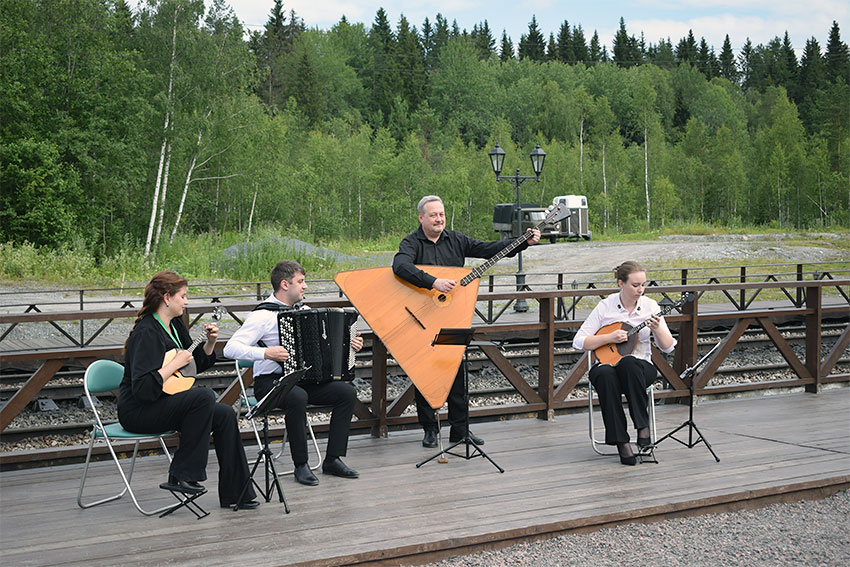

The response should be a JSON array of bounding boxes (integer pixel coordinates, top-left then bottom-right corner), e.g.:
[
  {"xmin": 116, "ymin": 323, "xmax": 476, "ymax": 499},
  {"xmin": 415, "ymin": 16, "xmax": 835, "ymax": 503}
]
[
  {"xmin": 392, "ymin": 225, "xmax": 527, "ymax": 289},
  {"xmin": 119, "ymin": 314, "xmax": 216, "ymax": 405}
]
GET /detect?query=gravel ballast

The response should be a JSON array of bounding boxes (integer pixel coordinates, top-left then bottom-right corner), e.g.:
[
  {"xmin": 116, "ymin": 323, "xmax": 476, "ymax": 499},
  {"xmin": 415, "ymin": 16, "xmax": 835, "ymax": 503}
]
[{"xmin": 423, "ymin": 490, "xmax": 850, "ymax": 567}]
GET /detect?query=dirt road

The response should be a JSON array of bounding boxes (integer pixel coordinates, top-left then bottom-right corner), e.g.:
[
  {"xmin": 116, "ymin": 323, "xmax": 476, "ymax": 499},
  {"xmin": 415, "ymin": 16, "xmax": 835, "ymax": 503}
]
[
  {"xmin": 519, "ymin": 233, "xmax": 846, "ymax": 278},
  {"xmin": 0, "ymin": 233, "xmax": 845, "ymax": 313}
]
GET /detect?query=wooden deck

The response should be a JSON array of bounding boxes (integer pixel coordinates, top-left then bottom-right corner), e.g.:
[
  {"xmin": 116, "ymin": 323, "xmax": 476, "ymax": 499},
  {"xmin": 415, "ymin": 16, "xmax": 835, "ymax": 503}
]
[{"xmin": 2, "ymin": 388, "xmax": 849, "ymax": 567}]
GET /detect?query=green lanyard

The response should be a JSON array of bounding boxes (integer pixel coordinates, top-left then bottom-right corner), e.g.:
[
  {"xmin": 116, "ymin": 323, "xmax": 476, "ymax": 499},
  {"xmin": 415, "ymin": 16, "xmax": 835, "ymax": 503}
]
[{"xmin": 153, "ymin": 313, "xmax": 183, "ymax": 348}]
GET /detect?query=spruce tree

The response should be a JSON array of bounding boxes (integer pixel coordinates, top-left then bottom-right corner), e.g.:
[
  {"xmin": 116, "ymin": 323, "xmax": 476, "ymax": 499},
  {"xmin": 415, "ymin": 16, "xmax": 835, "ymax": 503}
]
[
  {"xmin": 472, "ymin": 20, "xmax": 495, "ymax": 60},
  {"xmin": 652, "ymin": 38, "xmax": 676, "ymax": 69},
  {"xmin": 719, "ymin": 34, "xmax": 739, "ymax": 83},
  {"xmin": 612, "ymin": 17, "xmax": 632, "ymax": 67},
  {"xmin": 781, "ymin": 31, "xmax": 800, "ymax": 101},
  {"xmin": 799, "ymin": 37, "xmax": 827, "ymax": 131},
  {"xmin": 518, "ymin": 16, "xmax": 545, "ymax": 61},
  {"xmin": 556, "ymin": 21, "xmax": 574, "ymax": 63},
  {"xmin": 546, "ymin": 33, "xmax": 558, "ymax": 61},
  {"xmin": 739, "ymin": 38, "xmax": 754, "ymax": 91},
  {"xmin": 367, "ymin": 8, "xmax": 400, "ymax": 124},
  {"xmin": 396, "ymin": 16, "xmax": 425, "ymax": 110},
  {"xmin": 572, "ymin": 24, "xmax": 588, "ymax": 64},
  {"xmin": 800, "ymin": 37, "xmax": 827, "ymax": 93},
  {"xmin": 500, "ymin": 30, "xmax": 514, "ymax": 61},
  {"xmin": 421, "ymin": 17, "xmax": 434, "ymax": 70},
  {"xmin": 433, "ymin": 13, "xmax": 449, "ymax": 63},
  {"xmin": 825, "ymin": 21, "xmax": 849, "ymax": 84},
  {"xmin": 676, "ymin": 30, "xmax": 698, "ymax": 64},
  {"xmin": 589, "ymin": 31, "xmax": 602, "ymax": 64},
  {"xmin": 294, "ymin": 47, "xmax": 321, "ymax": 124}
]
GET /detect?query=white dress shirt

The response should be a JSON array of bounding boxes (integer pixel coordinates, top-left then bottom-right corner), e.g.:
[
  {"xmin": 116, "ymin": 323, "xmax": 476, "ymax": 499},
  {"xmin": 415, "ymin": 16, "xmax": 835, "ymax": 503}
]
[
  {"xmin": 223, "ymin": 296, "xmax": 306, "ymax": 376},
  {"xmin": 573, "ymin": 293, "xmax": 677, "ymax": 363}
]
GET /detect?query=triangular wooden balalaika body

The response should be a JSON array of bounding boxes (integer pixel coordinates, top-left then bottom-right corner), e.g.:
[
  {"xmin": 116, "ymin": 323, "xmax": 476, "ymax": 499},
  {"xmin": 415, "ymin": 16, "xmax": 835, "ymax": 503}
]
[
  {"xmin": 334, "ymin": 266, "xmax": 478, "ymax": 409},
  {"xmin": 336, "ymin": 203, "xmax": 569, "ymax": 409}
]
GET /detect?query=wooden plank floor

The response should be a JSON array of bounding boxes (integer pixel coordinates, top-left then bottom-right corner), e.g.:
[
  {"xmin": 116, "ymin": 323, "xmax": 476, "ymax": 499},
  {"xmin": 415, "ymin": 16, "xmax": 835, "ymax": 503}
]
[{"xmin": 2, "ymin": 389, "xmax": 849, "ymax": 567}]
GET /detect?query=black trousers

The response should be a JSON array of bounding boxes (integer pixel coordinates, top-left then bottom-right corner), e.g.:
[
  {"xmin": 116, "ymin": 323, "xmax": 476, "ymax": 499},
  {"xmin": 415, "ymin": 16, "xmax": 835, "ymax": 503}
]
[
  {"xmin": 589, "ymin": 356, "xmax": 656, "ymax": 445},
  {"xmin": 254, "ymin": 377, "xmax": 356, "ymax": 465},
  {"xmin": 118, "ymin": 387, "xmax": 255, "ymax": 507},
  {"xmin": 415, "ymin": 364, "xmax": 469, "ymax": 439}
]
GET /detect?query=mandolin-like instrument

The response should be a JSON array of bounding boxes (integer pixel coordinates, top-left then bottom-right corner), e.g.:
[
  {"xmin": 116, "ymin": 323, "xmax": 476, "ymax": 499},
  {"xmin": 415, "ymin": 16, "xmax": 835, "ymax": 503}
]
[
  {"xmin": 335, "ymin": 204, "xmax": 569, "ymax": 409},
  {"xmin": 162, "ymin": 306, "xmax": 226, "ymax": 395},
  {"xmin": 593, "ymin": 293, "xmax": 693, "ymax": 366}
]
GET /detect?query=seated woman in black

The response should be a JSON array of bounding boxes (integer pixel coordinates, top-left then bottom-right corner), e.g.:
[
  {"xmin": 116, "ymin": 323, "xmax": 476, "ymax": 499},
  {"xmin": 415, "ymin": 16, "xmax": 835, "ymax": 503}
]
[
  {"xmin": 573, "ymin": 261, "xmax": 676, "ymax": 465},
  {"xmin": 118, "ymin": 270, "xmax": 257, "ymax": 509}
]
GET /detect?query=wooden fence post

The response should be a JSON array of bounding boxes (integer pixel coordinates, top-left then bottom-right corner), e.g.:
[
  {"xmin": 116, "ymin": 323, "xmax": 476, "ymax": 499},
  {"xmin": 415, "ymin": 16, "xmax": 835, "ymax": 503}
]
[
  {"xmin": 805, "ymin": 284, "xmax": 822, "ymax": 393},
  {"xmin": 371, "ymin": 338, "xmax": 388, "ymax": 437},
  {"xmin": 538, "ymin": 297, "xmax": 555, "ymax": 421}
]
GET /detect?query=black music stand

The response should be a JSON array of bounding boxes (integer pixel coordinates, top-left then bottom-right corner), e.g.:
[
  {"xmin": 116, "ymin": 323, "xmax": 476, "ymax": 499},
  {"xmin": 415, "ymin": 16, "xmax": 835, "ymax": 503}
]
[
  {"xmin": 234, "ymin": 367, "xmax": 309, "ymax": 512},
  {"xmin": 654, "ymin": 342, "xmax": 722, "ymax": 462},
  {"xmin": 416, "ymin": 328, "xmax": 504, "ymax": 473}
]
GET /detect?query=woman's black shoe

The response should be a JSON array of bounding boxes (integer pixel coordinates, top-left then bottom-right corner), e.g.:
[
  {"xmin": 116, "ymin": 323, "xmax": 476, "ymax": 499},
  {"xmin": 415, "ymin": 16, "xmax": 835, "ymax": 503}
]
[
  {"xmin": 637, "ymin": 436, "xmax": 652, "ymax": 448},
  {"xmin": 617, "ymin": 443, "xmax": 637, "ymax": 466},
  {"xmin": 163, "ymin": 475, "xmax": 206, "ymax": 494}
]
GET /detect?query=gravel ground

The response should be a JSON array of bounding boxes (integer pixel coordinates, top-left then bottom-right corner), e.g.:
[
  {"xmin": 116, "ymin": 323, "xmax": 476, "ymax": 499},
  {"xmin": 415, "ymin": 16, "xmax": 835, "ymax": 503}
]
[{"xmin": 422, "ymin": 490, "xmax": 850, "ymax": 567}]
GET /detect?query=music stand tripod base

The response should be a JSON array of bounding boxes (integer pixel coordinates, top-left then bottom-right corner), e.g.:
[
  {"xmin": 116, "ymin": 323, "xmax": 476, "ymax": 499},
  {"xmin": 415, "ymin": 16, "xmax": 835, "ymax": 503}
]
[
  {"xmin": 235, "ymin": 367, "xmax": 309, "ymax": 513},
  {"xmin": 654, "ymin": 342, "xmax": 722, "ymax": 462},
  {"xmin": 416, "ymin": 329, "xmax": 504, "ymax": 473}
]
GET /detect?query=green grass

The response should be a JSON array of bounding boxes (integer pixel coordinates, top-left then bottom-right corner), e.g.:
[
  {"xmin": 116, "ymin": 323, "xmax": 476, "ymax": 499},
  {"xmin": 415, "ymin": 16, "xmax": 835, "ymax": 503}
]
[
  {"xmin": 642, "ymin": 256, "xmax": 849, "ymax": 304},
  {"xmin": 1, "ymin": 222, "xmax": 847, "ymax": 292}
]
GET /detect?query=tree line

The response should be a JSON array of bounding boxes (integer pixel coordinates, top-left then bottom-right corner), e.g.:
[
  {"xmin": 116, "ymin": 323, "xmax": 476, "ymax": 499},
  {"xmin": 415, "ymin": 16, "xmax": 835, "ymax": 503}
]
[{"xmin": 1, "ymin": 0, "xmax": 848, "ymax": 262}]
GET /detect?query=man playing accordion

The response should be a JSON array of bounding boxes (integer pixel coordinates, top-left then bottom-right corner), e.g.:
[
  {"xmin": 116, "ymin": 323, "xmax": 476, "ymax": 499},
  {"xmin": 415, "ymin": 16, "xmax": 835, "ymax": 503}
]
[{"xmin": 224, "ymin": 260, "xmax": 363, "ymax": 485}]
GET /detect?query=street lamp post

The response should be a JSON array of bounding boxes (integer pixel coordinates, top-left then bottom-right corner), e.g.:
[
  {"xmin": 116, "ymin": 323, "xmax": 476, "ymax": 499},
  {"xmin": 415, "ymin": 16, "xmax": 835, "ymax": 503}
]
[{"xmin": 488, "ymin": 143, "xmax": 546, "ymax": 312}]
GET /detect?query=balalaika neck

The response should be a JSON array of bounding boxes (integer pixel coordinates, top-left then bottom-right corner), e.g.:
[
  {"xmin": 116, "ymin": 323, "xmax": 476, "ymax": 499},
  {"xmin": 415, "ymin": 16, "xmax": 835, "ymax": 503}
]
[
  {"xmin": 459, "ymin": 221, "xmax": 539, "ymax": 286},
  {"xmin": 185, "ymin": 333, "xmax": 206, "ymax": 353}
]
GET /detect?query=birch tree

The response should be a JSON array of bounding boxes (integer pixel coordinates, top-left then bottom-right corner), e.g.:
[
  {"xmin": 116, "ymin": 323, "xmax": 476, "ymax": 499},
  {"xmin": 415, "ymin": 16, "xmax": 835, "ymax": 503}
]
[{"xmin": 144, "ymin": 3, "xmax": 179, "ymax": 258}]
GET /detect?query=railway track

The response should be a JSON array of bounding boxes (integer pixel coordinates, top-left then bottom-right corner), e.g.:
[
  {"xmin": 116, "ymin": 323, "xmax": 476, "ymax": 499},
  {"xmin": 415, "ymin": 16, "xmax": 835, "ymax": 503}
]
[
  {"xmin": 2, "ymin": 323, "xmax": 847, "ymax": 449},
  {"xmin": 2, "ymin": 322, "xmax": 845, "ymax": 398}
]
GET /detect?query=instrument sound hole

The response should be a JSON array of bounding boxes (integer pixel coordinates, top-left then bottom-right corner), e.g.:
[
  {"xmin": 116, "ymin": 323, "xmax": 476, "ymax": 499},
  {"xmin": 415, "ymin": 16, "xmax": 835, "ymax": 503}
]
[{"xmin": 437, "ymin": 294, "xmax": 447, "ymax": 302}]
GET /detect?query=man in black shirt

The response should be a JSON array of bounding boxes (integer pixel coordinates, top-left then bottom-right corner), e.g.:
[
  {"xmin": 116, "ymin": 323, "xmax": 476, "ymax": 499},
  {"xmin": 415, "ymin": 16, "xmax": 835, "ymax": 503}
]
[{"xmin": 392, "ymin": 195, "xmax": 540, "ymax": 447}]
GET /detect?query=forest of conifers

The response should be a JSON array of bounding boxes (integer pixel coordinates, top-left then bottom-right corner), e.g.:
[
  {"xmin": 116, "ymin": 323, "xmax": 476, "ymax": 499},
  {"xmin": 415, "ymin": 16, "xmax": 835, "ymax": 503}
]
[{"xmin": 2, "ymin": 0, "xmax": 849, "ymax": 261}]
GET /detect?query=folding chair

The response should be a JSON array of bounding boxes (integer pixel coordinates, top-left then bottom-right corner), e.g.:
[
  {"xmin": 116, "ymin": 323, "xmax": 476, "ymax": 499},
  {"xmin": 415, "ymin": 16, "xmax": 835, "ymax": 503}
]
[
  {"xmin": 586, "ymin": 352, "xmax": 657, "ymax": 462},
  {"xmin": 77, "ymin": 359, "xmax": 207, "ymax": 518},
  {"xmin": 234, "ymin": 359, "xmax": 323, "ymax": 476}
]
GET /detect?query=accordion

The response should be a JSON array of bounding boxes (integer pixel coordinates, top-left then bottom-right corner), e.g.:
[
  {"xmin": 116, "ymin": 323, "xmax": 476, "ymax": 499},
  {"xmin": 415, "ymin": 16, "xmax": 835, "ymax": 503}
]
[{"xmin": 276, "ymin": 307, "xmax": 359, "ymax": 384}]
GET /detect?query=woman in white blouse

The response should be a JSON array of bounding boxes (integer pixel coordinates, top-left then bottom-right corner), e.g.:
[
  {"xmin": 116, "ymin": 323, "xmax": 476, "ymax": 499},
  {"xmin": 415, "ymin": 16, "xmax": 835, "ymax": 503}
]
[{"xmin": 573, "ymin": 261, "xmax": 676, "ymax": 465}]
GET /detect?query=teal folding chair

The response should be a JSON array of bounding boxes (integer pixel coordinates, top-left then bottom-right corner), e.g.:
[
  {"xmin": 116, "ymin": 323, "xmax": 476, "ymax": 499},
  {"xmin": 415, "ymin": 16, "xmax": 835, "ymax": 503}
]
[
  {"xmin": 235, "ymin": 359, "xmax": 323, "ymax": 475},
  {"xmin": 77, "ymin": 359, "xmax": 185, "ymax": 516}
]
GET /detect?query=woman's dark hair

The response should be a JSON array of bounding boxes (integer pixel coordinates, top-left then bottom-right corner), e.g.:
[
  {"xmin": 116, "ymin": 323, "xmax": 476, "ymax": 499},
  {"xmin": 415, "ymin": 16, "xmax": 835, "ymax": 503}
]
[
  {"xmin": 614, "ymin": 261, "xmax": 646, "ymax": 283},
  {"xmin": 124, "ymin": 271, "xmax": 188, "ymax": 349}
]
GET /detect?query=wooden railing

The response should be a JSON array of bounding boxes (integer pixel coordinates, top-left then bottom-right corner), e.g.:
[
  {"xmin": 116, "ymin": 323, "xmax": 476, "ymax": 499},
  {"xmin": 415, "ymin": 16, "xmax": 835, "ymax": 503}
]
[{"xmin": 1, "ymin": 280, "xmax": 848, "ymax": 438}]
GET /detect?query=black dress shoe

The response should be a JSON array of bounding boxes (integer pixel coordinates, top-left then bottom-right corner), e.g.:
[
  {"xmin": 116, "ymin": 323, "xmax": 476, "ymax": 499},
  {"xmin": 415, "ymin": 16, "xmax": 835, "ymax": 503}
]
[
  {"xmin": 294, "ymin": 463, "xmax": 319, "ymax": 486},
  {"xmin": 450, "ymin": 430, "xmax": 485, "ymax": 445},
  {"xmin": 422, "ymin": 429, "xmax": 438, "ymax": 448},
  {"xmin": 162, "ymin": 475, "xmax": 206, "ymax": 494},
  {"xmin": 322, "ymin": 457, "xmax": 359, "ymax": 478},
  {"xmin": 637, "ymin": 436, "xmax": 653, "ymax": 448},
  {"xmin": 222, "ymin": 500, "xmax": 260, "ymax": 510}
]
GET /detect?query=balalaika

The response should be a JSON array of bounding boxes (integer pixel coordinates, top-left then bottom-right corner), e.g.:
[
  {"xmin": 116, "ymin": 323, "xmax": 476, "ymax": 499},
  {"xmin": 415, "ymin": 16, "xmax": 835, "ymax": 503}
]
[{"xmin": 267, "ymin": 307, "xmax": 359, "ymax": 383}]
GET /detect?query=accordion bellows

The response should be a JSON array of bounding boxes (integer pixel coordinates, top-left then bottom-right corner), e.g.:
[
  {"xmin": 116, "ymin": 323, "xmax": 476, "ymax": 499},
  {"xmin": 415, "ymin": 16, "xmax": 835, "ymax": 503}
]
[{"xmin": 276, "ymin": 307, "xmax": 359, "ymax": 383}]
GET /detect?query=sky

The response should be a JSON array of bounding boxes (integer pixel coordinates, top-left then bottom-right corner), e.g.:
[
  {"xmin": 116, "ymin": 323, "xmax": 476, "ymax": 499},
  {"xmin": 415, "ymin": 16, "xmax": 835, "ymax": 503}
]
[{"xmin": 224, "ymin": 0, "xmax": 849, "ymax": 56}]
